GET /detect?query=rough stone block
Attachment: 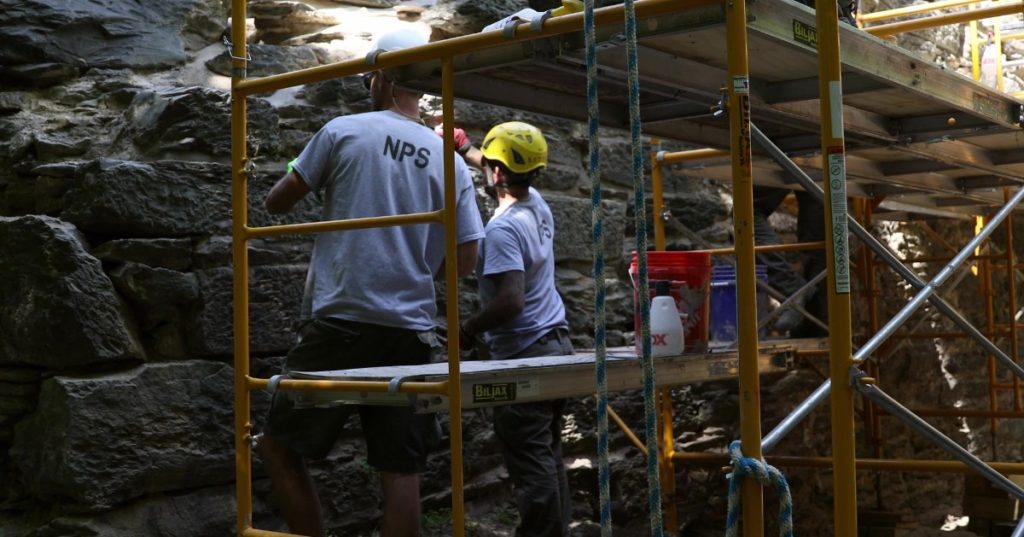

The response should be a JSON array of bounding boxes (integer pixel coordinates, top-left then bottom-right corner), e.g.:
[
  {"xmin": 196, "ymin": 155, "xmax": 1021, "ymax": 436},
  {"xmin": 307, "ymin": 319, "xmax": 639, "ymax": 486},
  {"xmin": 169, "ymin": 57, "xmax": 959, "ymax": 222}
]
[
  {"xmin": 205, "ymin": 44, "xmax": 322, "ymax": 77},
  {"xmin": 123, "ymin": 87, "xmax": 279, "ymax": 159},
  {"xmin": 9, "ymin": 361, "xmax": 264, "ymax": 511},
  {"xmin": 62, "ymin": 160, "xmax": 321, "ymax": 237},
  {"xmin": 546, "ymin": 193, "xmax": 626, "ymax": 262},
  {"xmin": 0, "ymin": 215, "xmax": 143, "ymax": 369},
  {"xmin": 14, "ymin": 486, "xmax": 239, "ymax": 537},
  {"xmin": 189, "ymin": 265, "xmax": 307, "ymax": 357}
]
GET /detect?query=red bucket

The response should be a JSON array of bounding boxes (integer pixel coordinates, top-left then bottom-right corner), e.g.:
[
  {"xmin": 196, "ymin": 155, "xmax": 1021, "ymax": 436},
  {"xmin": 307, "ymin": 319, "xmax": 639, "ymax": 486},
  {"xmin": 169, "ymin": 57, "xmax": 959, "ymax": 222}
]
[{"xmin": 629, "ymin": 251, "xmax": 712, "ymax": 353}]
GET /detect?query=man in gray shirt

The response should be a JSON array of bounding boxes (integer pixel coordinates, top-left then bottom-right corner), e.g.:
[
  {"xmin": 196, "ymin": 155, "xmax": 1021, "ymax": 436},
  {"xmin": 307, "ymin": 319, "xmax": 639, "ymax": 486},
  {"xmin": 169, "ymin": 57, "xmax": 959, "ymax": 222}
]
[
  {"xmin": 260, "ymin": 29, "xmax": 484, "ymax": 537},
  {"xmin": 461, "ymin": 122, "xmax": 573, "ymax": 537}
]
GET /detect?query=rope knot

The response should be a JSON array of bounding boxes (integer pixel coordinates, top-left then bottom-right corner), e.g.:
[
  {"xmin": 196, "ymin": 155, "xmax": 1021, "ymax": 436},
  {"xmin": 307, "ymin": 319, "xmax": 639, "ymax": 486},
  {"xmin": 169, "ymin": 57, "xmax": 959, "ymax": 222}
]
[{"xmin": 725, "ymin": 440, "xmax": 794, "ymax": 537}]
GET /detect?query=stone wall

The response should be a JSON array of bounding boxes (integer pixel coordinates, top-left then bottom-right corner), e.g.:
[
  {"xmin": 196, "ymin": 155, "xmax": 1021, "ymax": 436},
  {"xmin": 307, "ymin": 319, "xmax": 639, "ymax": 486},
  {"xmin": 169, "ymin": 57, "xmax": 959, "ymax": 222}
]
[
  {"xmin": 0, "ymin": 0, "xmax": 1016, "ymax": 535},
  {"xmin": 0, "ymin": 0, "xmax": 723, "ymax": 535}
]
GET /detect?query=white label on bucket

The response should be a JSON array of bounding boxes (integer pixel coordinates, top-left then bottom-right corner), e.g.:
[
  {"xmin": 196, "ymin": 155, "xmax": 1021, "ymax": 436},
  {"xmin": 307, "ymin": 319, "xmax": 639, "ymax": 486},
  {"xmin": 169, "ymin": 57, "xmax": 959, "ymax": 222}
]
[{"xmin": 827, "ymin": 148, "xmax": 851, "ymax": 295}]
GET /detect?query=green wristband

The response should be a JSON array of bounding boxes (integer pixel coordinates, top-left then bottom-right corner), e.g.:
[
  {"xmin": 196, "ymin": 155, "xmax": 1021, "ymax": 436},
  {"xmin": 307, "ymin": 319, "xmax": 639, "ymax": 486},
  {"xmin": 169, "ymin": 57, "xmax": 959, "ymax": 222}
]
[{"xmin": 286, "ymin": 158, "xmax": 298, "ymax": 174}]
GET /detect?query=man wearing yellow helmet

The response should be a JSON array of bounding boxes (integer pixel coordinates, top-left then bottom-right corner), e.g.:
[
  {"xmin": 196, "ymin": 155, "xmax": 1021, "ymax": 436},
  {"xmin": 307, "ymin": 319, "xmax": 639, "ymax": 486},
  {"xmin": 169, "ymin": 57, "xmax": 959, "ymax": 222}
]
[{"xmin": 460, "ymin": 121, "xmax": 573, "ymax": 537}]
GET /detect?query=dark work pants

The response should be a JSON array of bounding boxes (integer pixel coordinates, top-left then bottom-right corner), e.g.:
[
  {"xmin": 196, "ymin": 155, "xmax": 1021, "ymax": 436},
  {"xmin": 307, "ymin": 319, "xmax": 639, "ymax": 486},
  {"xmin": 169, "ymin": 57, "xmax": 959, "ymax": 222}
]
[
  {"xmin": 753, "ymin": 186, "xmax": 828, "ymax": 334},
  {"xmin": 493, "ymin": 329, "xmax": 574, "ymax": 537}
]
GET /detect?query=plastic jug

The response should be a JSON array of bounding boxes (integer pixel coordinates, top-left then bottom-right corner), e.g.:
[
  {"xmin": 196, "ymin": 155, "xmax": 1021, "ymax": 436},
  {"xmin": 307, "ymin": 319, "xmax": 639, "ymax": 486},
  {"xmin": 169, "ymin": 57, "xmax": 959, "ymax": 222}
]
[
  {"xmin": 629, "ymin": 250, "xmax": 711, "ymax": 352},
  {"xmin": 650, "ymin": 280, "xmax": 684, "ymax": 357}
]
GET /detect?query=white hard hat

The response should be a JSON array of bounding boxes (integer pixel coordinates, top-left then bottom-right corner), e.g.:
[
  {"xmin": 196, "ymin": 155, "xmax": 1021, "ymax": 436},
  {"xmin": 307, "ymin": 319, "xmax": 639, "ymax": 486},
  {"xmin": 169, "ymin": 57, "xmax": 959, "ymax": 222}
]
[{"xmin": 369, "ymin": 28, "xmax": 428, "ymax": 55}]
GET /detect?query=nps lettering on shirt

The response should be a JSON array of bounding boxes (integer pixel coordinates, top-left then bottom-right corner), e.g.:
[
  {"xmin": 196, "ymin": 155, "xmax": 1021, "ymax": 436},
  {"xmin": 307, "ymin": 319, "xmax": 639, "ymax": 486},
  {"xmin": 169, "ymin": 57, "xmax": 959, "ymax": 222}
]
[
  {"xmin": 539, "ymin": 217, "xmax": 552, "ymax": 242},
  {"xmin": 383, "ymin": 134, "xmax": 431, "ymax": 168}
]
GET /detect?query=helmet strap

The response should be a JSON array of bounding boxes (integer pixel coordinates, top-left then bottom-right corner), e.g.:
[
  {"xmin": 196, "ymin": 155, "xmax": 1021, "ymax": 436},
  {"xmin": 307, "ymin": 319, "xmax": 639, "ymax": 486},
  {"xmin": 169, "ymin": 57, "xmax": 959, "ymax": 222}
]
[
  {"xmin": 486, "ymin": 158, "xmax": 532, "ymax": 190},
  {"xmin": 390, "ymin": 90, "xmax": 425, "ymax": 126},
  {"xmin": 378, "ymin": 73, "xmax": 424, "ymax": 125}
]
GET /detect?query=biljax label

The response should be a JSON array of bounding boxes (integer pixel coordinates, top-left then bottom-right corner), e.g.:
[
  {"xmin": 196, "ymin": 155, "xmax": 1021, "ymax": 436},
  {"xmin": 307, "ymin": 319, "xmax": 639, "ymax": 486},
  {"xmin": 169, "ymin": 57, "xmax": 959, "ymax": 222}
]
[
  {"xmin": 473, "ymin": 382, "xmax": 517, "ymax": 403},
  {"xmin": 793, "ymin": 20, "xmax": 818, "ymax": 49}
]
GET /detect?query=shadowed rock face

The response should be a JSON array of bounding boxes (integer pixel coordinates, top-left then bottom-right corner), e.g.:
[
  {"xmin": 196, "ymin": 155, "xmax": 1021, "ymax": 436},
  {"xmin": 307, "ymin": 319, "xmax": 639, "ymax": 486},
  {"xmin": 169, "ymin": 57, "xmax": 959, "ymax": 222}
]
[
  {"xmin": 0, "ymin": 0, "xmax": 226, "ymax": 86},
  {"xmin": 0, "ymin": 215, "xmax": 143, "ymax": 370},
  {"xmin": 61, "ymin": 159, "xmax": 320, "ymax": 237},
  {"xmin": 9, "ymin": 361, "xmax": 264, "ymax": 512},
  {"xmin": 122, "ymin": 87, "xmax": 281, "ymax": 160}
]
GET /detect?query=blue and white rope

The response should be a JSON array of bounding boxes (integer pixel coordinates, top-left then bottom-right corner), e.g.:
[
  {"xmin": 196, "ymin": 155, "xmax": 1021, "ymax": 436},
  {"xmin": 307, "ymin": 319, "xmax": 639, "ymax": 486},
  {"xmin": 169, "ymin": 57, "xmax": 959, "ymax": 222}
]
[
  {"xmin": 584, "ymin": 0, "xmax": 611, "ymax": 535},
  {"xmin": 587, "ymin": 1, "xmax": 665, "ymax": 535},
  {"xmin": 725, "ymin": 440, "xmax": 794, "ymax": 537},
  {"xmin": 621, "ymin": 0, "xmax": 665, "ymax": 535}
]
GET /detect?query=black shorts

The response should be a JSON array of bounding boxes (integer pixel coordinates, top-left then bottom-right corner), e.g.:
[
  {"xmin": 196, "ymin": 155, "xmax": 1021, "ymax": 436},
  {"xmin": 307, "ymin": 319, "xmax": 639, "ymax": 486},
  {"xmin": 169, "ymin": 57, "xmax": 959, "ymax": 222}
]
[{"xmin": 265, "ymin": 318, "xmax": 435, "ymax": 473}]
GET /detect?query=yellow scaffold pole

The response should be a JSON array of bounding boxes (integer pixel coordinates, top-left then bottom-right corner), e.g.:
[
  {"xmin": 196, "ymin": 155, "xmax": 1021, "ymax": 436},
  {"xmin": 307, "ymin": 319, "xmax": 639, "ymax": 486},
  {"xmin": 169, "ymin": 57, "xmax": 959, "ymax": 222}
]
[
  {"xmin": 440, "ymin": 55, "xmax": 468, "ymax": 537},
  {"xmin": 724, "ymin": 0, "xmax": 765, "ymax": 533},
  {"xmin": 858, "ymin": 0, "xmax": 979, "ymax": 24},
  {"xmin": 229, "ymin": 0, "xmax": 254, "ymax": 531},
  {"xmin": 817, "ymin": 0, "xmax": 858, "ymax": 534},
  {"xmin": 650, "ymin": 138, "xmax": 680, "ymax": 529},
  {"xmin": 864, "ymin": 1, "xmax": 1024, "ymax": 37}
]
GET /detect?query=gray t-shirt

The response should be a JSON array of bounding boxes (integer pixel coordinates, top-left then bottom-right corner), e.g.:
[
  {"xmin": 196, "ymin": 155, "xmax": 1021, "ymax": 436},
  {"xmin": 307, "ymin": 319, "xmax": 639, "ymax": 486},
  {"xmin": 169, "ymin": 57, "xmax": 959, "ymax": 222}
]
[
  {"xmin": 293, "ymin": 110, "xmax": 484, "ymax": 331},
  {"xmin": 478, "ymin": 187, "xmax": 568, "ymax": 359}
]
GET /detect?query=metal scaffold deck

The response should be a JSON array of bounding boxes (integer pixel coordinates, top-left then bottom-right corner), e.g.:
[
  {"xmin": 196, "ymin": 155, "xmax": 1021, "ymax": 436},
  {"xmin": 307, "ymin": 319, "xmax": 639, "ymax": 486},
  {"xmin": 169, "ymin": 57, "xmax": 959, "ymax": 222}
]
[
  {"xmin": 288, "ymin": 341, "xmax": 813, "ymax": 412},
  {"xmin": 228, "ymin": 0, "xmax": 1024, "ymax": 535},
  {"xmin": 399, "ymin": 0, "xmax": 1024, "ymax": 219}
]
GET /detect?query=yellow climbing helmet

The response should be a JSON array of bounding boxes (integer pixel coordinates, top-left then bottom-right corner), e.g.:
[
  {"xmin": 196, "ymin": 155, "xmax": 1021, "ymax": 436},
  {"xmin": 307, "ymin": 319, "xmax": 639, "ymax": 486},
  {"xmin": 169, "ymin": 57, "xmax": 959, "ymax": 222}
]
[{"xmin": 481, "ymin": 121, "xmax": 548, "ymax": 175}]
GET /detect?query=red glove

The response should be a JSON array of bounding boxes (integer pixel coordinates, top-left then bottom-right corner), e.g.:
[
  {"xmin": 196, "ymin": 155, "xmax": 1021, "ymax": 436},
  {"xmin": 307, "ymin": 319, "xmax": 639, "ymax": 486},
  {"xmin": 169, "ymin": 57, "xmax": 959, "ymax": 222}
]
[{"xmin": 434, "ymin": 125, "xmax": 472, "ymax": 154}]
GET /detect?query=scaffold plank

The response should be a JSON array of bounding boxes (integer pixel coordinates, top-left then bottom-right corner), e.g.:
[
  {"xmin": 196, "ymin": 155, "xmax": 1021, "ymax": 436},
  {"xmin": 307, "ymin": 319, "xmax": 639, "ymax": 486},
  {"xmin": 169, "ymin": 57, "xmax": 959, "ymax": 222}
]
[{"xmin": 286, "ymin": 341, "xmax": 809, "ymax": 412}]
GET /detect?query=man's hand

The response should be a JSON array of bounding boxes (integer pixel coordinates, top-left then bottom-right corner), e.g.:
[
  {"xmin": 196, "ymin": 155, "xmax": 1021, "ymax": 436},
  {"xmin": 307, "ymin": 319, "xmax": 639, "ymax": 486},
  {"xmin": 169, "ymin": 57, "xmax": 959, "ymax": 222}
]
[
  {"xmin": 458, "ymin": 323, "xmax": 476, "ymax": 352},
  {"xmin": 434, "ymin": 125, "xmax": 472, "ymax": 154}
]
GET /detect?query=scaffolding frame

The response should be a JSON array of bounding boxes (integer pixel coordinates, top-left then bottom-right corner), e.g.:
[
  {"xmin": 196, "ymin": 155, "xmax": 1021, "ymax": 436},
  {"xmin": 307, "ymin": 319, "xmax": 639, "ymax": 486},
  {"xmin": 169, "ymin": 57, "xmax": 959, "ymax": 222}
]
[{"xmin": 228, "ymin": 0, "xmax": 1024, "ymax": 535}]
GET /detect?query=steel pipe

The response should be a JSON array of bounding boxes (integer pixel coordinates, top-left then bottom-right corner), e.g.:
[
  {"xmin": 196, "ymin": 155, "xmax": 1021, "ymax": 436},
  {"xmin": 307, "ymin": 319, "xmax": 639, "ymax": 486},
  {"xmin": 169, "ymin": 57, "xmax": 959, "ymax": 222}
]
[
  {"xmin": 855, "ymin": 374, "xmax": 1024, "ymax": 502},
  {"xmin": 752, "ymin": 124, "xmax": 1024, "ymax": 452},
  {"xmin": 610, "ymin": 405, "xmax": 648, "ymax": 455},
  {"xmin": 853, "ymin": 185, "xmax": 1024, "ymax": 364},
  {"xmin": 673, "ymin": 451, "xmax": 1024, "ymax": 473},
  {"xmin": 247, "ymin": 210, "xmax": 444, "ymax": 239},
  {"xmin": 1012, "ymin": 517, "xmax": 1024, "ymax": 537},
  {"xmin": 724, "ymin": 0, "xmax": 765, "ymax": 529},
  {"xmin": 865, "ymin": 2, "xmax": 1024, "ymax": 37},
  {"xmin": 699, "ymin": 241, "xmax": 825, "ymax": 256},
  {"xmin": 850, "ymin": 197, "xmax": 1012, "ymax": 368},
  {"xmin": 241, "ymin": 528, "xmax": 302, "ymax": 537},
  {"xmin": 652, "ymin": 140, "xmax": 667, "ymax": 250},
  {"xmin": 247, "ymin": 376, "xmax": 449, "ymax": 395},
  {"xmin": 656, "ymin": 147, "xmax": 729, "ymax": 163},
  {"xmin": 230, "ymin": 0, "xmax": 254, "ymax": 528},
  {"xmin": 763, "ymin": 379, "xmax": 833, "ymax": 452},
  {"xmin": 858, "ymin": 0, "xmax": 980, "ymax": 23}
]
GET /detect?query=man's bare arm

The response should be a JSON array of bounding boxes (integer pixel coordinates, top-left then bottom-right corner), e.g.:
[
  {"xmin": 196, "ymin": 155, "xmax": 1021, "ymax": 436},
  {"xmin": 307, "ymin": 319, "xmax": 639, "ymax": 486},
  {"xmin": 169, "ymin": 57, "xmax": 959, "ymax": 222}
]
[
  {"xmin": 435, "ymin": 240, "xmax": 480, "ymax": 281},
  {"xmin": 462, "ymin": 270, "xmax": 524, "ymax": 338},
  {"xmin": 265, "ymin": 172, "xmax": 311, "ymax": 214}
]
